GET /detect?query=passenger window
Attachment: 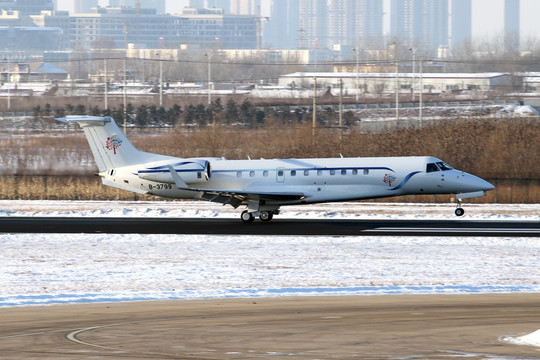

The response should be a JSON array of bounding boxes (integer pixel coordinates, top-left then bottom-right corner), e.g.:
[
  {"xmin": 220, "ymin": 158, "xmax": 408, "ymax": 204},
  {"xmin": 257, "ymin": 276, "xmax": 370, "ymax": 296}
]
[
  {"xmin": 363, "ymin": 169, "xmax": 369, "ymax": 175},
  {"xmin": 341, "ymin": 169, "xmax": 347, "ymax": 175},
  {"xmin": 291, "ymin": 170, "xmax": 296, "ymax": 176},
  {"xmin": 263, "ymin": 170, "xmax": 268, "ymax": 177},
  {"xmin": 330, "ymin": 169, "xmax": 336, "ymax": 175},
  {"xmin": 236, "ymin": 171, "xmax": 242, "ymax": 177},
  {"xmin": 352, "ymin": 169, "xmax": 358, "ymax": 175},
  {"xmin": 426, "ymin": 163, "xmax": 440, "ymax": 173},
  {"xmin": 304, "ymin": 170, "xmax": 309, "ymax": 176},
  {"xmin": 277, "ymin": 170, "xmax": 284, "ymax": 177},
  {"xmin": 317, "ymin": 170, "xmax": 323, "ymax": 176},
  {"xmin": 249, "ymin": 171, "xmax": 255, "ymax": 177}
]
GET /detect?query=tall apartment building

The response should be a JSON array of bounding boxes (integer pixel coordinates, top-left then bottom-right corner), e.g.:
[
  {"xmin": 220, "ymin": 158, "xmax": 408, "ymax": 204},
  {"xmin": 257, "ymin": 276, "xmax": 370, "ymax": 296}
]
[
  {"xmin": 355, "ymin": 0, "xmax": 383, "ymax": 47},
  {"xmin": 74, "ymin": 0, "xmax": 98, "ymax": 13},
  {"xmin": 296, "ymin": 0, "xmax": 384, "ymax": 50},
  {"xmin": 390, "ymin": 0, "xmax": 449, "ymax": 52},
  {"xmin": 264, "ymin": 0, "xmax": 299, "ymax": 49},
  {"xmin": 450, "ymin": 0, "xmax": 471, "ymax": 45},
  {"xmin": 299, "ymin": 0, "xmax": 327, "ymax": 49},
  {"xmin": 504, "ymin": 0, "xmax": 520, "ymax": 49},
  {"xmin": 327, "ymin": 0, "xmax": 355, "ymax": 48},
  {"xmin": 230, "ymin": 0, "xmax": 260, "ymax": 15}
]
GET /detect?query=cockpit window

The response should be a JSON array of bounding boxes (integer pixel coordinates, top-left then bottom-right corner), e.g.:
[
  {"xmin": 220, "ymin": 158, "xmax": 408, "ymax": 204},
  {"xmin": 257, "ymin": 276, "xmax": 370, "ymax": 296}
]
[
  {"xmin": 436, "ymin": 161, "xmax": 453, "ymax": 171},
  {"xmin": 426, "ymin": 163, "xmax": 440, "ymax": 173}
]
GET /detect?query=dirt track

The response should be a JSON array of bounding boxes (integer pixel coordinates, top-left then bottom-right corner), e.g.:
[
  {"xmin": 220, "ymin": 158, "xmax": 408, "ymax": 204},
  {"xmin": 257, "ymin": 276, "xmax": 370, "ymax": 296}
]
[{"xmin": 0, "ymin": 294, "xmax": 539, "ymax": 359}]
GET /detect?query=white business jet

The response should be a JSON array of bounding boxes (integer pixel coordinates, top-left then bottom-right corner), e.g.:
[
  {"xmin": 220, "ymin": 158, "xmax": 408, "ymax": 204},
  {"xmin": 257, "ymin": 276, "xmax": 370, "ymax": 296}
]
[{"xmin": 57, "ymin": 116, "xmax": 494, "ymax": 222}]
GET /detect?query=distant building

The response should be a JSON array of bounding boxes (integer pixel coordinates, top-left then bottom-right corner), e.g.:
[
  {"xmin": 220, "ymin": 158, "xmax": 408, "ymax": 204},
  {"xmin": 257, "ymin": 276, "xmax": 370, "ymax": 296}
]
[
  {"xmin": 278, "ymin": 72, "xmax": 513, "ymax": 94},
  {"xmin": 180, "ymin": 7, "xmax": 256, "ymax": 49},
  {"xmin": 450, "ymin": 0, "xmax": 471, "ymax": 46},
  {"xmin": 189, "ymin": 0, "xmax": 230, "ymax": 13},
  {"xmin": 109, "ymin": 0, "xmax": 166, "ymax": 14},
  {"xmin": 299, "ymin": 0, "xmax": 327, "ymax": 49},
  {"xmin": 73, "ymin": 0, "xmax": 98, "ymax": 13},
  {"xmin": 264, "ymin": 0, "xmax": 299, "ymax": 49},
  {"xmin": 0, "ymin": 0, "xmax": 53, "ymax": 15},
  {"xmin": 504, "ymin": 0, "xmax": 520, "ymax": 50},
  {"xmin": 7, "ymin": 61, "xmax": 68, "ymax": 82},
  {"xmin": 0, "ymin": 26, "xmax": 63, "ymax": 50},
  {"xmin": 230, "ymin": 0, "xmax": 260, "ymax": 15},
  {"xmin": 390, "ymin": 0, "xmax": 449, "ymax": 53},
  {"xmin": 355, "ymin": 0, "xmax": 384, "ymax": 47}
]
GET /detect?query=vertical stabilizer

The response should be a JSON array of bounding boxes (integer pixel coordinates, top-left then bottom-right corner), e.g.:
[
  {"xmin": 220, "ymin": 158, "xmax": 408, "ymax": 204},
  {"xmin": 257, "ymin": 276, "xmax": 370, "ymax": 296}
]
[{"xmin": 56, "ymin": 116, "xmax": 168, "ymax": 171}]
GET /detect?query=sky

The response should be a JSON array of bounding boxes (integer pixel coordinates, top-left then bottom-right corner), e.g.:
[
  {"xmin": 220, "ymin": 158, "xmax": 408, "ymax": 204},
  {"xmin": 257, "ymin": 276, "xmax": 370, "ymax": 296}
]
[{"xmin": 56, "ymin": 0, "xmax": 540, "ymax": 41}]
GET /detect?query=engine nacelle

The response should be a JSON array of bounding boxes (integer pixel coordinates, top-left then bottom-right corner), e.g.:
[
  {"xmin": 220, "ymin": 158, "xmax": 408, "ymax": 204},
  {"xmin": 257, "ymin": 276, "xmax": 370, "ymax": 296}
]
[{"xmin": 138, "ymin": 159, "xmax": 211, "ymax": 184}]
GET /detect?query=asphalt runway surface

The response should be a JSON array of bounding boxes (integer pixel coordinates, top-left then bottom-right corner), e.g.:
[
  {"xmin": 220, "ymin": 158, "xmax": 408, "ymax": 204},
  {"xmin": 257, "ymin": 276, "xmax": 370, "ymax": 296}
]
[
  {"xmin": 0, "ymin": 294, "xmax": 539, "ymax": 359},
  {"xmin": 0, "ymin": 217, "xmax": 538, "ymax": 236}
]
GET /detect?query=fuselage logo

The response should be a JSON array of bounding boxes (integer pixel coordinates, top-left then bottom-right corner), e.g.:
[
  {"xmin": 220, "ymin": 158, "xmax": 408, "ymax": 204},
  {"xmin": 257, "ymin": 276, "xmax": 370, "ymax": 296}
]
[
  {"xmin": 106, "ymin": 135, "xmax": 122, "ymax": 154},
  {"xmin": 383, "ymin": 173, "xmax": 396, "ymax": 187}
]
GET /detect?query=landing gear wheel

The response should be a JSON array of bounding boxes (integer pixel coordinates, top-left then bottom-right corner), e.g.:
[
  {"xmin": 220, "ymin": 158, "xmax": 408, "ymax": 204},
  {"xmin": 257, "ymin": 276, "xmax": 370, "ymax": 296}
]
[
  {"xmin": 259, "ymin": 211, "xmax": 273, "ymax": 222},
  {"xmin": 455, "ymin": 207, "xmax": 465, "ymax": 217},
  {"xmin": 241, "ymin": 210, "xmax": 255, "ymax": 223}
]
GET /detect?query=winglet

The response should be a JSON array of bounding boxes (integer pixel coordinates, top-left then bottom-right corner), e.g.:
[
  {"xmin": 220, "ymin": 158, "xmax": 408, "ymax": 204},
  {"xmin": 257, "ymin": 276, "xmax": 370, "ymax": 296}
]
[{"xmin": 168, "ymin": 165, "xmax": 190, "ymax": 190}]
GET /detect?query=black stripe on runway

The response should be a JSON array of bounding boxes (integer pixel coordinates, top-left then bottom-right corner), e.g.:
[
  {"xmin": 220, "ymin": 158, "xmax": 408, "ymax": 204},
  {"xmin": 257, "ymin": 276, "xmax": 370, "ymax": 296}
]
[{"xmin": 0, "ymin": 217, "xmax": 538, "ymax": 237}]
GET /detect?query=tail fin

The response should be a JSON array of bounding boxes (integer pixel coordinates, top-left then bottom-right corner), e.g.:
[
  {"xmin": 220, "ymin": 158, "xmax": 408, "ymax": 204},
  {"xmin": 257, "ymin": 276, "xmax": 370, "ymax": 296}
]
[{"xmin": 57, "ymin": 115, "xmax": 167, "ymax": 171}]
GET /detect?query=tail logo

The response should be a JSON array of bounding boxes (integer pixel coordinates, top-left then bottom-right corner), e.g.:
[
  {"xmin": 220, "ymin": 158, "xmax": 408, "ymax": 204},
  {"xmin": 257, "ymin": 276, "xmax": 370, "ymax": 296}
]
[{"xmin": 106, "ymin": 135, "xmax": 123, "ymax": 155}]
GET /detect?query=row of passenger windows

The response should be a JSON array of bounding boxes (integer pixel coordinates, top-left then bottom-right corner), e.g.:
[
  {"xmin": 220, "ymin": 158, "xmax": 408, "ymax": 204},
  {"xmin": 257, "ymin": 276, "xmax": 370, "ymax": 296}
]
[{"xmin": 236, "ymin": 169, "xmax": 370, "ymax": 177}]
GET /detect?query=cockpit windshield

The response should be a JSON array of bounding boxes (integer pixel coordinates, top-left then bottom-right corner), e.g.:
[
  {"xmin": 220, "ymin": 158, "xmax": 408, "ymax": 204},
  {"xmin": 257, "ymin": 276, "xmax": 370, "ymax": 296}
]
[
  {"xmin": 426, "ymin": 163, "xmax": 440, "ymax": 172},
  {"xmin": 436, "ymin": 161, "xmax": 453, "ymax": 171},
  {"xmin": 426, "ymin": 161, "xmax": 453, "ymax": 173}
]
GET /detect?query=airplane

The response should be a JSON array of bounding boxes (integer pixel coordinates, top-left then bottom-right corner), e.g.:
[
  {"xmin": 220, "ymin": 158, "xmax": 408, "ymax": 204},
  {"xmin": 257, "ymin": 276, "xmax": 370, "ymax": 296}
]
[{"xmin": 56, "ymin": 115, "xmax": 495, "ymax": 222}]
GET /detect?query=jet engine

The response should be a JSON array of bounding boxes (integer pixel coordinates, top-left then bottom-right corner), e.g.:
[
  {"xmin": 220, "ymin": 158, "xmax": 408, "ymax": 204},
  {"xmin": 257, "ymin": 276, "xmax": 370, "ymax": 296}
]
[{"xmin": 138, "ymin": 159, "xmax": 211, "ymax": 184}]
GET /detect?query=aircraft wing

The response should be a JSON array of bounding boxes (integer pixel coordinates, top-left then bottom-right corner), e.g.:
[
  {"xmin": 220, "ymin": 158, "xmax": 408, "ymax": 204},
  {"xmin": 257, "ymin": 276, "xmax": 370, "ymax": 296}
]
[{"xmin": 167, "ymin": 166, "xmax": 306, "ymax": 207}]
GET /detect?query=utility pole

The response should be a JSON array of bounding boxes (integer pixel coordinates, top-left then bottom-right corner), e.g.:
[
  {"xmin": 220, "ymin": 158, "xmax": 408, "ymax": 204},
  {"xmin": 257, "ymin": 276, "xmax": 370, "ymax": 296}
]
[
  {"xmin": 410, "ymin": 47, "xmax": 415, "ymax": 101},
  {"xmin": 206, "ymin": 51, "xmax": 212, "ymax": 105},
  {"xmin": 419, "ymin": 59, "xmax": 423, "ymax": 124},
  {"xmin": 395, "ymin": 61, "xmax": 399, "ymax": 121},
  {"xmin": 312, "ymin": 77, "xmax": 317, "ymax": 146},
  {"xmin": 339, "ymin": 79, "xmax": 343, "ymax": 147},
  {"xmin": 354, "ymin": 48, "xmax": 359, "ymax": 107},
  {"xmin": 104, "ymin": 59, "xmax": 108, "ymax": 110},
  {"xmin": 157, "ymin": 52, "xmax": 163, "ymax": 107}
]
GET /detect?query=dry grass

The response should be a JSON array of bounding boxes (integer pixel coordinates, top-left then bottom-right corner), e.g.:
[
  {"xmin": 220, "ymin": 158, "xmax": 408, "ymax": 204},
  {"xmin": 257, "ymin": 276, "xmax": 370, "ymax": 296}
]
[
  {"xmin": 133, "ymin": 117, "xmax": 539, "ymax": 180},
  {"xmin": 1, "ymin": 116, "xmax": 538, "ymax": 202}
]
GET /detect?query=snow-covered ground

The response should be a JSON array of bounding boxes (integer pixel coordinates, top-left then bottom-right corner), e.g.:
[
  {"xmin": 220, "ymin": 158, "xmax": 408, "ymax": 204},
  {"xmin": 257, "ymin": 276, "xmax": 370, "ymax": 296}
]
[
  {"xmin": 0, "ymin": 201, "xmax": 539, "ymax": 347},
  {"xmin": 0, "ymin": 200, "xmax": 538, "ymax": 220}
]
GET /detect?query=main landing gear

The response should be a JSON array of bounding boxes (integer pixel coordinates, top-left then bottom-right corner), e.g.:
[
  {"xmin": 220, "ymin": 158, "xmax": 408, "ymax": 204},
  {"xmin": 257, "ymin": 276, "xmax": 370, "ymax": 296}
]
[{"xmin": 241, "ymin": 210, "xmax": 275, "ymax": 223}]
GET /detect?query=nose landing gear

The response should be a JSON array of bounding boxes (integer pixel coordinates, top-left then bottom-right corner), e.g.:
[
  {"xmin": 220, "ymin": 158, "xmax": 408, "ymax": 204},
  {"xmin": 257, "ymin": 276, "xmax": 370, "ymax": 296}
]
[{"xmin": 455, "ymin": 204, "xmax": 465, "ymax": 217}]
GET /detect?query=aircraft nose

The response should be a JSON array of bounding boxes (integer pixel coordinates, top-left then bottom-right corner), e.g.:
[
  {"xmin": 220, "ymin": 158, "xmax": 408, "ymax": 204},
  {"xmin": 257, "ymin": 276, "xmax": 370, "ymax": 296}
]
[
  {"xmin": 465, "ymin": 173, "xmax": 495, "ymax": 192},
  {"xmin": 482, "ymin": 179, "xmax": 495, "ymax": 191}
]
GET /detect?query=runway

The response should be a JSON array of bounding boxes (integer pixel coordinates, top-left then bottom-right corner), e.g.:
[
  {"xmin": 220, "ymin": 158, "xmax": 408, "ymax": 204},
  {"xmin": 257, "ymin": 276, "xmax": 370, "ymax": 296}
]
[
  {"xmin": 0, "ymin": 217, "xmax": 538, "ymax": 236},
  {"xmin": 0, "ymin": 294, "xmax": 539, "ymax": 359}
]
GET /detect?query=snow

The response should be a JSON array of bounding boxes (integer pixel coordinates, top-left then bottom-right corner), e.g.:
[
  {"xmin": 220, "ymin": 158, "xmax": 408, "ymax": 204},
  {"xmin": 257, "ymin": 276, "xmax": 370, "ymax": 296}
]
[
  {"xmin": 502, "ymin": 329, "xmax": 540, "ymax": 347},
  {"xmin": 0, "ymin": 200, "xmax": 538, "ymax": 220},
  {"xmin": 1, "ymin": 201, "xmax": 538, "ymax": 348}
]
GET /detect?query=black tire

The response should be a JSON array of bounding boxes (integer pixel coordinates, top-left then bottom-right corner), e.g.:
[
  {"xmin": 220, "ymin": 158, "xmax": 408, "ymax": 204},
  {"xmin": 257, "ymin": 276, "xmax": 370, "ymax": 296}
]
[
  {"xmin": 455, "ymin": 207, "xmax": 465, "ymax": 216},
  {"xmin": 241, "ymin": 210, "xmax": 255, "ymax": 223},
  {"xmin": 260, "ymin": 211, "xmax": 273, "ymax": 222}
]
